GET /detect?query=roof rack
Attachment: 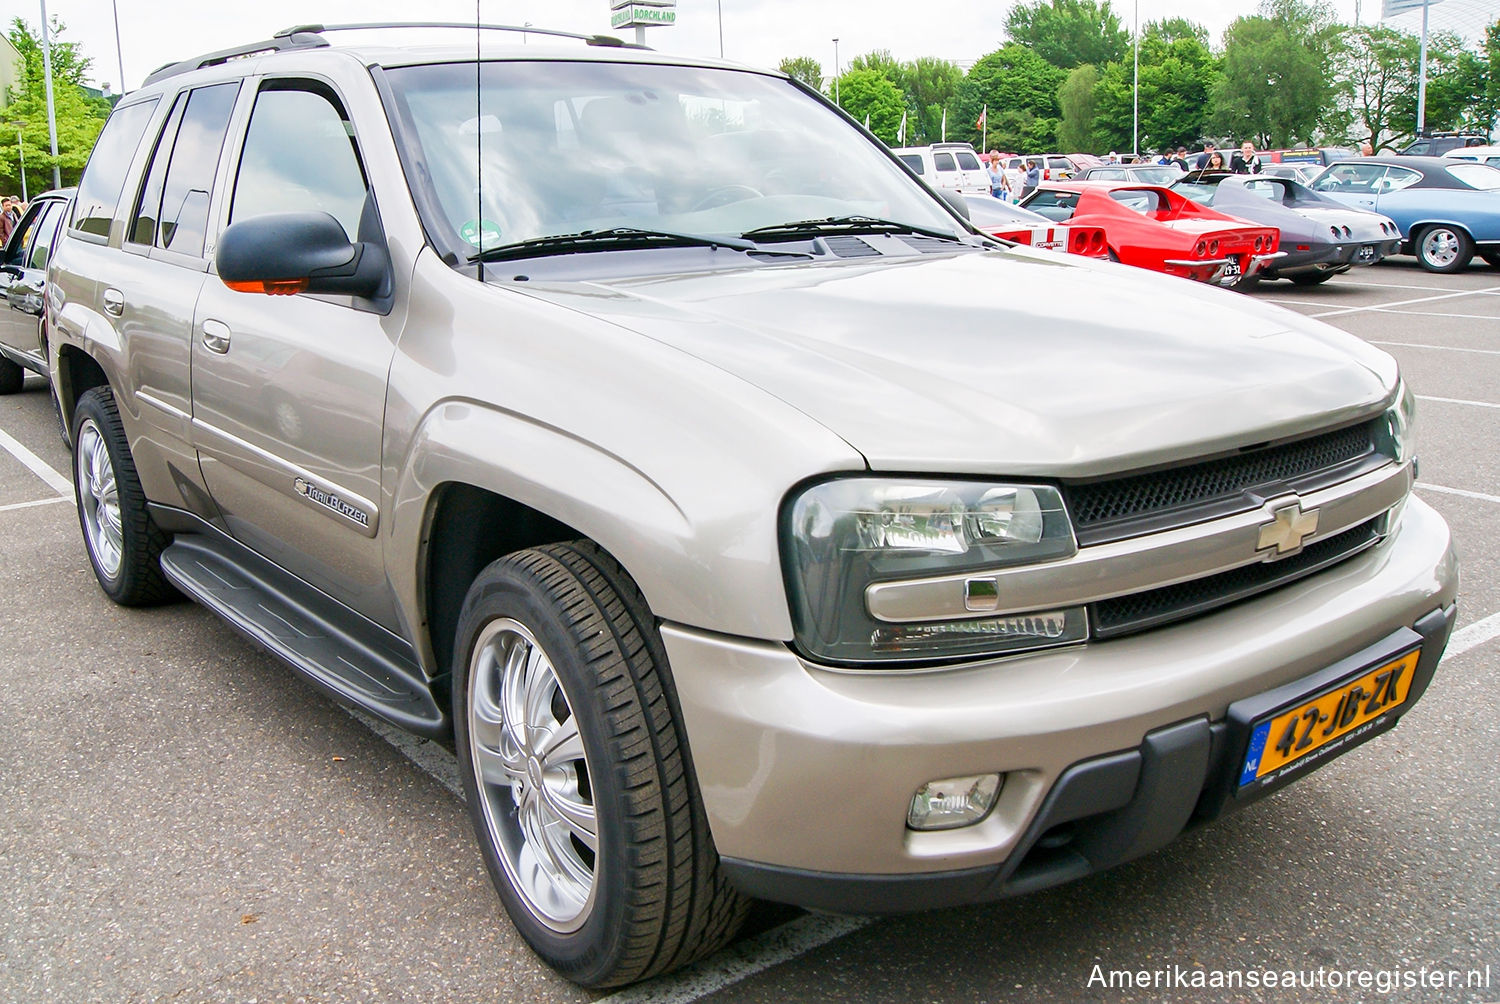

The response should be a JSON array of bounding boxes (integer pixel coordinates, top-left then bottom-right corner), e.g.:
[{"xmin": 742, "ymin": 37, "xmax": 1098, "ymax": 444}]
[{"xmin": 142, "ymin": 21, "xmax": 640, "ymax": 87}]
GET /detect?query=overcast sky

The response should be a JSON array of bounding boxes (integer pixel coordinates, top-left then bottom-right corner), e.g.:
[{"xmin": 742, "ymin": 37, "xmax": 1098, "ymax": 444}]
[{"xmin": 25, "ymin": 0, "xmax": 1368, "ymax": 93}]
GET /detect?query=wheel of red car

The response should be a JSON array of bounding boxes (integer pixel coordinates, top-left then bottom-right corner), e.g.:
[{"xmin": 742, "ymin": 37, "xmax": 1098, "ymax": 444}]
[
  {"xmin": 1413, "ymin": 224, "xmax": 1473, "ymax": 273},
  {"xmin": 452, "ymin": 541, "xmax": 748, "ymax": 987}
]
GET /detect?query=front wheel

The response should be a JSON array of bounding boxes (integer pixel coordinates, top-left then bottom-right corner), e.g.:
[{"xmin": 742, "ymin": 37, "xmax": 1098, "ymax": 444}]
[
  {"xmin": 453, "ymin": 541, "xmax": 748, "ymax": 987},
  {"xmin": 1414, "ymin": 224, "xmax": 1474, "ymax": 273}
]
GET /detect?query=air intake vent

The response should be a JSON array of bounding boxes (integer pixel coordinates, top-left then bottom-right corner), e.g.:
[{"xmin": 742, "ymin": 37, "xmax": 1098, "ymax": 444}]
[
  {"xmin": 903, "ymin": 236, "xmax": 962, "ymax": 254},
  {"xmin": 824, "ymin": 236, "xmax": 881, "ymax": 258}
]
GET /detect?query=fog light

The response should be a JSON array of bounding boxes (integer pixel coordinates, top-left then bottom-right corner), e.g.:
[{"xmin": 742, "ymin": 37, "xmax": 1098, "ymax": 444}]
[{"xmin": 908, "ymin": 773, "xmax": 1003, "ymax": 830}]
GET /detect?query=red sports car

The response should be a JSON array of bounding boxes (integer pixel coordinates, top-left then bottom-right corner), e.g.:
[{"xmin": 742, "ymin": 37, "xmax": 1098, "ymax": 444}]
[
  {"xmin": 1020, "ymin": 181, "xmax": 1282, "ymax": 288},
  {"xmin": 961, "ymin": 196, "xmax": 1109, "ymax": 258}
]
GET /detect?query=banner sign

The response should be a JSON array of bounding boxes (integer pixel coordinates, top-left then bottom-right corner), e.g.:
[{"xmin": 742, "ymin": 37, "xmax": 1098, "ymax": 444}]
[{"xmin": 611, "ymin": 3, "xmax": 677, "ymax": 28}]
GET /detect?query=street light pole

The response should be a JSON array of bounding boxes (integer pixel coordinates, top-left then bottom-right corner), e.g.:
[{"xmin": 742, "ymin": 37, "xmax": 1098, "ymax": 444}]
[
  {"xmin": 1132, "ymin": 0, "xmax": 1139, "ymax": 159},
  {"xmin": 39, "ymin": 0, "xmax": 61, "ymax": 189},
  {"xmin": 832, "ymin": 38, "xmax": 840, "ymax": 105},
  {"xmin": 5, "ymin": 125, "xmax": 26, "ymax": 202},
  {"xmin": 717, "ymin": 0, "xmax": 723, "ymax": 58},
  {"xmin": 112, "ymin": 0, "xmax": 126, "ymax": 94}
]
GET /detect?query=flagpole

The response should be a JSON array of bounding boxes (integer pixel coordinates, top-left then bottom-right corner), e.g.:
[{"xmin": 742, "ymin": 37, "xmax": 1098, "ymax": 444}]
[
  {"xmin": 941, "ymin": 108, "xmax": 946, "ymax": 142},
  {"xmin": 1416, "ymin": 0, "xmax": 1430, "ymax": 134},
  {"xmin": 982, "ymin": 103, "xmax": 988, "ymax": 151}
]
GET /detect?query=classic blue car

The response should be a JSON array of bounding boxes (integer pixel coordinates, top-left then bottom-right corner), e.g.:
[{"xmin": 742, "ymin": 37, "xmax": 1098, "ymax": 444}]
[{"xmin": 1309, "ymin": 156, "xmax": 1500, "ymax": 272}]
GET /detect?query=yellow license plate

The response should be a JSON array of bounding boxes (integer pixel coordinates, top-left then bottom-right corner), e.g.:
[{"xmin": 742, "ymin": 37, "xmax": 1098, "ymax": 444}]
[{"xmin": 1239, "ymin": 649, "xmax": 1420, "ymax": 786}]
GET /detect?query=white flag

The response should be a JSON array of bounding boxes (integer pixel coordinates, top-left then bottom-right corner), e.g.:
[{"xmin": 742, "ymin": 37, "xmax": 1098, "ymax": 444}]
[
  {"xmin": 899, "ymin": 110, "xmax": 907, "ymax": 144},
  {"xmin": 941, "ymin": 108, "xmax": 947, "ymax": 142},
  {"xmin": 864, "ymin": 112, "xmax": 870, "ymax": 130}
]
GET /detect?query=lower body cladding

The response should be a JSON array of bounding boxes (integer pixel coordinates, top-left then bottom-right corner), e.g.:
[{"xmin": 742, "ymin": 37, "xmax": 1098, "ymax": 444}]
[{"xmin": 663, "ymin": 497, "xmax": 1456, "ymax": 913}]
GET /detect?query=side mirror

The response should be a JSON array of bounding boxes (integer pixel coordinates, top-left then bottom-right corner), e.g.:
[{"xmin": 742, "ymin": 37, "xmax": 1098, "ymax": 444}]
[
  {"xmin": 936, "ymin": 188, "xmax": 971, "ymax": 220},
  {"xmin": 216, "ymin": 212, "xmax": 389, "ymax": 299}
]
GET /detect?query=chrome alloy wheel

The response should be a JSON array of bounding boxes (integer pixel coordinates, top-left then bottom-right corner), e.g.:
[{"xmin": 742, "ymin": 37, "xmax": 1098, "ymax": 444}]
[
  {"xmin": 467, "ymin": 618, "xmax": 598, "ymax": 932},
  {"xmin": 1421, "ymin": 227, "xmax": 1462, "ymax": 268},
  {"xmin": 76, "ymin": 418, "xmax": 123, "ymax": 580}
]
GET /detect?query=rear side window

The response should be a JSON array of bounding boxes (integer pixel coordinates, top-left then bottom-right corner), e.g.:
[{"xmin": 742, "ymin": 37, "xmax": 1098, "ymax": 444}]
[
  {"xmin": 1024, "ymin": 190, "xmax": 1078, "ymax": 221},
  {"xmin": 1446, "ymin": 163, "xmax": 1500, "ymax": 191},
  {"xmin": 898, "ymin": 154, "xmax": 924, "ymax": 175},
  {"xmin": 1047, "ymin": 157, "xmax": 1072, "ymax": 170},
  {"xmin": 934, "ymin": 152, "xmax": 957, "ymax": 172},
  {"xmin": 26, "ymin": 201, "xmax": 65, "ymax": 270},
  {"xmin": 231, "ymin": 83, "xmax": 369, "ymax": 240},
  {"xmin": 1110, "ymin": 189, "xmax": 1164, "ymax": 214},
  {"xmin": 4, "ymin": 200, "xmax": 50, "ymax": 266},
  {"xmin": 131, "ymin": 82, "xmax": 240, "ymax": 257},
  {"xmin": 72, "ymin": 99, "xmax": 159, "ymax": 238},
  {"xmin": 956, "ymin": 152, "xmax": 981, "ymax": 171}
]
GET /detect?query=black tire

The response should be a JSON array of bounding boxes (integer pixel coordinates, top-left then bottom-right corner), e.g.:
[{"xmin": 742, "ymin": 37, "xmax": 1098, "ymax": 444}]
[
  {"xmin": 1480, "ymin": 251, "xmax": 1500, "ymax": 269},
  {"xmin": 1233, "ymin": 273, "xmax": 1261, "ymax": 292},
  {"xmin": 1413, "ymin": 224, "xmax": 1474, "ymax": 273},
  {"xmin": 1289, "ymin": 271, "xmax": 1336, "ymax": 286},
  {"xmin": 0, "ymin": 356, "xmax": 22, "ymax": 394},
  {"xmin": 452, "ymin": 541, "xmax": 748, "ymax": 987},
  {"xmin": 71, "ymin": 386, "xmax": 175, "ymax": 605}
]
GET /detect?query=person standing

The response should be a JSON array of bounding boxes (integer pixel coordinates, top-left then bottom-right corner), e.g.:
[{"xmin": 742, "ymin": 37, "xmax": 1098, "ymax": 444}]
[
  {"xmin": 1194, "ymin": 141, "xmax": 1217, "ymax": 169},
  {"xmin": 1170, "ymin": 147, "xmax": 1191, "ymax": 171},
  {"xmin": 0, "ymin": 197, "xmax": 16, "ymax": 246},
  {"xmin": 1232, "ymin": 141, "xmax": 1262, "ymax": 175},
  {"xmin": 989, "ymin": 154, "xmax": 1012, "ymax": 201},
  {"xmin": 1020, "ymin": 158, "xmax": 1041, "ymax": 201}
]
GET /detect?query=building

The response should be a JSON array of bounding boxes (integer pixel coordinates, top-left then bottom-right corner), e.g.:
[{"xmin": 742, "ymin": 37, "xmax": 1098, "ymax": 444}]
[
  {"xmin": 1382, "ymin": 0, "xmax": 1500, "ymax": 46},
  {"xmin": 0, "ymin": 34, "xmax": 21, "ymax": 111}
]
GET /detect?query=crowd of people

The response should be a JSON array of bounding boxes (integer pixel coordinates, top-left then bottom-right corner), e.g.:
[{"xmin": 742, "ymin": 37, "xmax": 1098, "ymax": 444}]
[{"xmin": 979, "ymin": 140, "xmax": 1300, "ymax": 201}]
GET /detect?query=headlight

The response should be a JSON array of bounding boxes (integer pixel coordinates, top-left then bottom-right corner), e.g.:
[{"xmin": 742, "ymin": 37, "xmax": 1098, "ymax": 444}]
[
  {"xmin": 783, "ymin": 479, "xmax": 1085, "ymax": 665},
  {"xmin": 1377, "ymin": 380, "xmax": 1416, "ymax": 465}
]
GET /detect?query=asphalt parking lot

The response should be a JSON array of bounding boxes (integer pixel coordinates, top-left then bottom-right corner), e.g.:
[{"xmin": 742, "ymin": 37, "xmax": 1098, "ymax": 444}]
[{"xmin": 2, "ymin": 258, "xmax": 1497, "ymax": 1003}]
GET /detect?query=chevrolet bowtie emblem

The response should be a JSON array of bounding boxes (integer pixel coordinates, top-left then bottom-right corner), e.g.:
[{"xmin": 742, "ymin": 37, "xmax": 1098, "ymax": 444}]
[{"xmin": 1257, "ymin": 499, "xmax": 1320, "ymax": 557}]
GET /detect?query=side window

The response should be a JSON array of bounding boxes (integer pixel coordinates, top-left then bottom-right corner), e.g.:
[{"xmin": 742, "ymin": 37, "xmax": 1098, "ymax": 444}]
[
  {"xmin": 1405, "ymin": 141, "xmax": 1431, "ymax": 156},
  {"xmin": 1109, "ymin": 189, "xmax": 1163, "ymax": 214},
  {"xmin": 934, "ymin": 152, "xmax": 957, "ymax": 172},
  {"xmin": 1380, "ymin": 167, "xmax": 1422, "ymax": 192},
  {"xmin": 72, "ymin": 99, "xmax": 159, "ymax": 237},
  {"xmin": 130, "ymin": 82, "xmax": 239, "ymax": 257},
  {"xmin": 1312, "ymin": 164, "xmax": 1386, "ymax": 193},
  {"xmin": 955, "ymin": 151, "xmax": 981, "ymax": 171},
  {"xmin": 4, "ymin": 201, "xmax": 50, "ymax": 266},
  {"xmin": 1024, "ymin": 190, "xmax": 1078, "ymax": 221},
  {"xmin": 231, "ymin": 83, "xmax": 369, "ymax": 240},
  {"xmin": 898, "ymin": 154, "xmax": 924, "ymax": 175},
  {"xmin": 26, "ymin": 202, "xmax": 64, "ymax": 271}
]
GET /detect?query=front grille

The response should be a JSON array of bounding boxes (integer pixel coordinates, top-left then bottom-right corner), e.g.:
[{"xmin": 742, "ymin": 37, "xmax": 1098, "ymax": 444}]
[
  {"xmin": 1091, "ymin": 518, "xmax": 1382, "ymax": 639},
  {"xmin": 1063, "ymin": 419, "xmax": 1382, "ymax": 544}
]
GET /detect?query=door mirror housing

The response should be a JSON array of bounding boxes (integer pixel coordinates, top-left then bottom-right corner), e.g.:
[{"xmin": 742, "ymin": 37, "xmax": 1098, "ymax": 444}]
[
  {"xmin": 936, "ymin": 188, "xmax": 971, "ymax": 221},
  {"xmin": 216, "ymin": 212, "xmax": 390, "ymax": 299}
]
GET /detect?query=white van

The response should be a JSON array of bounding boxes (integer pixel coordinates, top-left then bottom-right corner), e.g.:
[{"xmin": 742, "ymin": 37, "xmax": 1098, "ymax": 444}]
[{"xmin": 893, "ymin": 143, "xmax": 993, "ymax": 195}]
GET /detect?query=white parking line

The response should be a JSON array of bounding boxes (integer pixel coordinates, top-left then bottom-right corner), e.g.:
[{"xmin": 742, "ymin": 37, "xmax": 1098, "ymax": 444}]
[
  {"xmin": 1372, "ymin": 341, "xmax": 1500, "ymax": 356},
  {"xmin": 0, "ymin": 496, "xmax": 72, "ymax": 514},
  {"xmin": 1362, "ymin": 308, "xmax": 1500, "ymax": 321},
  {"xmin": 1416, "ymin": 483, "xmax": 1500, "ymax": 506},
  {"xmin": 1313, "ymin": 286, "xmax": 1500, "ymax": 318},
  {"xmin": 1417, "ymin": 395, "xmax": 1500, "ymax": 410},
  {"xmin": 597, "ymin": 914, "xmax": 874, "ymax": 1004},
  {"xmin": 0, "ymin": 426, "xmax": 71, "ymax": 497},
  {"xmin": 1446, "ymin": 610, "xmax": 1500, "ymax": 660}
]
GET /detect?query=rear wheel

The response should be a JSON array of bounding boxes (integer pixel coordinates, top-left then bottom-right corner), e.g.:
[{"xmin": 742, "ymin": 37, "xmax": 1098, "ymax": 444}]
[
  {"xmin": 72, "ymin": 387, "xmax": 175, "ymax": 605},
  {"xmin": 1289, "ymin": 271, "xmax": 1336, "ymax": 286},
  {"xmin": 0, "ymin": 357, "xmax": 21, "ymax": 394},
  {"xmin": 1413, "ymin": 224, "xmax": 1474, "ymax": 273},
  {"xmin": 453, "ymin": 541, "xmax": 748, "ymax": 987}
]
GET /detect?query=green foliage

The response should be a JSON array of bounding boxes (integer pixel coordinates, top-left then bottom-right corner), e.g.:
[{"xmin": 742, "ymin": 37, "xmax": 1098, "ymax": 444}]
[
  {"xmin": 0, "ymin": 17, "xmax": 109, "ymax": 195},
  {"xmin": 903, "ymin": 57, "xmax": 963, "ymax": 145},
  {"xmin": 1006, "ymin": 0, "xmax": 1129, "ymax": 70},
  {"xmin": 1211, "ymin": 0, "xmax": 1343, "ymax": 148},
  {"xmin": 1057, "ymin": 64, "xmax": 1100, "ymax": 152},
  {"xmin": 850, "ymin": 49, "xmax": 904, "ymax": 84},
  {"xmin": 833, "ymin": 68, "xmax": 906, "ymax": 144},
  {"xmin": 956, "ymin": 44, "xmax": 1066, "ymax": 150},
  {"xmin": 777, "ymin": 56, "xmax": 824, "ymax": 92},
  {"xmin": 1336, "ymin": 23, "xmax": 1494, "ymax": 151},
  {"xmin": 1090, "ymin": 20, "xmax": 1220, "ymax": 155}
]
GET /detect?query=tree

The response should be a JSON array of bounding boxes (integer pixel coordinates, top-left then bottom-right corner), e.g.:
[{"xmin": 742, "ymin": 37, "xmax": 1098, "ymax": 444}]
[
  {"xmin": 833, "ymin": 68, "xmax": 906, "ymax": 144},
  {"xmin": 1006, "ymin": 0, "xmax": 1129, "ymax": 70},
  {"xmin": 1211, "ymin": 0, "xmax": 1344, "ymax": 148},
  {"xmin": 903, "ymin": 56, "xmax": 963, "ymax": 145},
  {"xmin": 1093, "ymin": 21, "xmax": 1221, "ymax": 155},
  {"xmin": 0, "ymin": 17, "xmax": 110, "ymax": 196},
  {"xmin": 1335, "ymin": 24, "xmax": 1488, "ymax": 151},
  {"xmin": 778, "ymin": 56, "xmax": 824, "ymax": 92},
  {"xmin": 1057, "ymin": 64, "xmax": 1100, "ymax": 152},
  {"xmin": 955, "ymin": 44, "xmax": 1066, "ymax": 150},
  {"xmin": 850, "ymin": 49, "xmax": 905, "ymax": 86}
]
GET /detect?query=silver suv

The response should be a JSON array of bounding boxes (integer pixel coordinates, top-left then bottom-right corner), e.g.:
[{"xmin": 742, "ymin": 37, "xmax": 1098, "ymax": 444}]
[{"xmin": 48, "ymin": 24, "xmax": 1457, "ymax": 988}]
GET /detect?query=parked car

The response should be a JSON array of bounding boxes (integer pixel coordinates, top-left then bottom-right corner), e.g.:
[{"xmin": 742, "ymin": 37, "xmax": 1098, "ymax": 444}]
[
  {"xmin": 1309, "ymin": 156, "xmax": 1500, "ymax": 271},
  {"xmin": 48, "ymin": 22, "xmax": 1456, "ymax": 989},
  {"xmin": 961, "ymin": 194, "xmax": 1108, "ymax": 256},
  {"xmin": 0, "ymin": 188, "xmax": 74, "ymax": 395},
  {"xmin": 1172, "ymin": 173, "xmax": 1401, "ymax": 285},
  {"xmin": 1261, "ymin": 162, "xmax": 1320, "ymax": 184},
  {"xmin": 1443, "ymin": 145, "xmax": 1500, "ymax": 167},
  {"xmin": 1399, "ymin": 131, "xmax": 1489, "ymax": 157},
  {"xmin": 1021, "ymin": 181, "xmax": 1281, "ymax": 287},
  {"xmin": 894, "ymin": 143, "xmax": 992, "ymax": 195},
  {"xmin": 1267, "ymin": 147, "xmax": 1358, "ymax": 168},
  {"xmin": 1037, "ymin": 153, "xmax": 1081, "ymax": 180},
  {"xmin": 1076, "ymin": 164, "xmax": 1183, "ymax": 184}
]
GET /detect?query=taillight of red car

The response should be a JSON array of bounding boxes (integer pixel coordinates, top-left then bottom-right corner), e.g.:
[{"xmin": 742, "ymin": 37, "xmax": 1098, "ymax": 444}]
[{"xmin": 1068, "ymin": 227, "xmax": 1108, "ymax": 258}]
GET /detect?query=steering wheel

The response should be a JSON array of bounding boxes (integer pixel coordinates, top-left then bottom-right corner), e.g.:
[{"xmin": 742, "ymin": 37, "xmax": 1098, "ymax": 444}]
[{"xmin": 689, "ymin": 185, "xmax": 764, "ymax": 212}]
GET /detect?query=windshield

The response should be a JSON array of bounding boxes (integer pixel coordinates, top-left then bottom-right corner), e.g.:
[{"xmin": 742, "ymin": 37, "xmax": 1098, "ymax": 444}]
[{"xmin": 382, "ymin": 60, "xmax": 962, "ymax": 257}]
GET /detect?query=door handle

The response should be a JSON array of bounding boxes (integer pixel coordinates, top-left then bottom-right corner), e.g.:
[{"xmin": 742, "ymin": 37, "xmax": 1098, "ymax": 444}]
[
  {"xmin": 102, "ymin": 288, "xmax": 124, "ymax": 317},
  {"xmin": 201, "ymin": 319, "xmax": 232, "ymax": 354}
]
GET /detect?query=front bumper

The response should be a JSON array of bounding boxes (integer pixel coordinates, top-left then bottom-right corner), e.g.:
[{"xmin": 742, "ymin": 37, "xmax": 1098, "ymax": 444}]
[{"xmin": 664, "ymin": 496, "xmax": 1456, "ymax": 910}]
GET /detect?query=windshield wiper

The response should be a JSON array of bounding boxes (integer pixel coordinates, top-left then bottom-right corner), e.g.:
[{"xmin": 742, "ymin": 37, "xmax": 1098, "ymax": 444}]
[
  {"xmin": 740, "ymin": 215, "xmax": 969, "ymax": 243},
  {"xmin": 469, "ymin": 226, "xmax": 761, "ymax": 263}
]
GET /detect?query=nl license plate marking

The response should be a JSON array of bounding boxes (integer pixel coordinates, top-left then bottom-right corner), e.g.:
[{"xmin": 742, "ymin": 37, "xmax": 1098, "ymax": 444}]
[
  {"xmin": 1239, "ymin": 649, "xmax": 1420, "ymax": 787},
  {"xmin": 1220, "ymin": 257, "xmax": 1242, "ymax": 284}
]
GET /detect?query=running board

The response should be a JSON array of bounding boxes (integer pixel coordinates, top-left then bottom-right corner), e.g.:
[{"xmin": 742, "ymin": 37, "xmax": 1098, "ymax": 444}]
[{"xmin": 159, "ymin": 534, "xmax": 447, "ymax": 739}]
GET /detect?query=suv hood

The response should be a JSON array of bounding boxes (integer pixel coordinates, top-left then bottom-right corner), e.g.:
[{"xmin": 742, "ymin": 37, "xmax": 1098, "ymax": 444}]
[{"xmin": 514, "ymin": 248, "xmax": 1397, "ymax": 477}]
